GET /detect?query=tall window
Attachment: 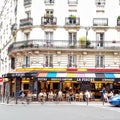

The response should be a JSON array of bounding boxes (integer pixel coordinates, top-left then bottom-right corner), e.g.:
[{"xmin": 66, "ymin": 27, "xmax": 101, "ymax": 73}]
[
  {"xmin": 69, "ymin": 32, "xmax": 77, "ymax": 46},
  {"xmin": 24, "ymin": 32, "xmax": 30, "ymax": 40},
  {"xmin": 45, "ymin": 55, "xmax": 53, "ymax": 67},
  {"xmin": 96, "ymin": 55, "xmax": 104, "ymax": 67},
  {"xmin": 68, "ymin": 55, "xmax": 76, "ymax": 67},
  {"xmin": 46, "ymin": 9, "xmax": 53, "ymax": 16},
  {"xmin": 44, "ymin": 32, "xmax": 53, "ymax": 47},
  {"xmin": 26, "ymin": 11, "xmax": 31, "ymax": 18},
  {"xmin": 96, "ymin": 32, "xmax": 104, "ymax": 48},
  {"xmin": 23, "ymin": 56, "xmax": 30, "ymax": 67},
  {"xmin": 11, "ymin": 57, "xmax": 15, "ymax": 69}
]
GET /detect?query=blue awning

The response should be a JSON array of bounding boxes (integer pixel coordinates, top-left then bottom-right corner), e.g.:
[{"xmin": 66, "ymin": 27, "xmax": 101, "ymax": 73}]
[
  {"xmin": 46, "ymin": 72, "xmax": 57, "ymax": 78},
  {"xmin": 104, "ymin": 73, "xmax": 115, "ymax": 78}
]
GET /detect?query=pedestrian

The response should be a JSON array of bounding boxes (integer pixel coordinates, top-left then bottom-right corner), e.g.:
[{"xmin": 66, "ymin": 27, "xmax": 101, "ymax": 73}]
[
  {"xmin": 85, "ymin": 90, "xmax": 90, "ymax": 102},
  {"xmin": 101, "ymin": 87, "xmax": 108, "ymax": 102}
]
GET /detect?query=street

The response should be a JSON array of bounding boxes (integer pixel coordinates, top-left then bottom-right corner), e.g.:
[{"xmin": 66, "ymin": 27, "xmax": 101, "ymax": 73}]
[{"xmin": 0, "ymin": 102, "xmax": 120, "ymax": 120}]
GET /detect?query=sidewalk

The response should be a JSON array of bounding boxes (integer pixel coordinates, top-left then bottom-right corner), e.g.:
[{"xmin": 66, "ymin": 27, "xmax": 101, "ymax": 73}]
[{"xmin": 0, "ymin": 100, "xmax": 110, "ymax": 106}]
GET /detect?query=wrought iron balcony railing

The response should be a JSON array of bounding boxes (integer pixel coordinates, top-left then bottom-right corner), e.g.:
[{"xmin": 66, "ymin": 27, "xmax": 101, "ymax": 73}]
[
  {"xmin": 20, "ymin": 17, "xmax": 33, "ymax": 27},
  {"xmin": 65, "ymin": 17, "xmax": 80, "ymax": 25},
  {"xmin": 41, "ymin": 16, "xmax": 57, "ymax": 25},
  {"xmin": 68, "ymin": 0, "xmax": 78, "ymax": 4},
  {"xmin": 93, "ymin": 18, "xmax": 108, "ymax": 26},
  {"xmin": 8, "ymin": 39, "xmax": 120, "ymax": 54},
  {"xmin": 44, "ymin": 0, "xmax": 54, "ymax": 4},
  {"xmin": 24, "ymin": 0, "xmax": 32, "ymax": 6}
]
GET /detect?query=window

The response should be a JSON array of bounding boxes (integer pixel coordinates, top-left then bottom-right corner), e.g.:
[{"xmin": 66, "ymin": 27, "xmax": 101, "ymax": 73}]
[
  {"xmin": 69, "ymin": 32, "xmax": 77, "ymax": 46},
  {"xmin": 11, "ymin": 57, "xmax": 15, "ymax": 69},
  {"xmin": 46, "ymin": 9, "xmax": 53, "ymax": 16},
  {"xmin": 23, "ymin": 56, "xmax": 30, "ymax": 67},
  {"xmin": 96, "ymin": 55, "xmax": 104, "ymax": 67},
  {"xmin": 95, "ymin": 0, "xmax": 105, "ymax": 6},
  {"xmin": 24, "ymin": 32, "xmax": 30, "ymax": 40},
  {"xmin": 68, "ymin": 55, "xmax": 76, "ymax": 67},
  {"xmin": 96, "ymin": 32, "xmax": 104, "ymax": 47},
  {"xmin": 25, "ymin": 11, "xmax": 31, "ymax": 18},
  {"xmin": 45, "ymin": 55, "xmax": 53, "ymax": 67},
  {"xmin": 44, "ymin": 32, "xmax": 53, "ymax": 47}
]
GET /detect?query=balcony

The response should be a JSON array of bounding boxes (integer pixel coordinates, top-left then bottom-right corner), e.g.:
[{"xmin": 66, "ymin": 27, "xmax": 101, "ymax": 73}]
[
  {"xmin": 41, "ymin": 16, "xmax": 57, "ymax": 27},
  {"xmin": 92, "ymin": 18, "xmax": 108, "ymax": 30},
  {"xmin": 20, "ymin": 17, "xmax": 33, "ymax": 28},
  {"xmin": 68, "ymin": 0, "xmax": 78, "ymax": 5},
  {"xmin": 24, "ymin": 0, "xmax": 32, "ymax": 6},
  {"xmin": 8, "ymin": 40, "xmax": 120, "ymax": 55},
  {"xmin": 44, "ymin": 0, "xmax": 54, "ymax": 4},
  {"xmin": 64, "ymin": 17, "xmax": 80, "ymax": 30},
  {"xmin": 11, "ymin": 23, "xmax": 17, "ymax": 34},
  {"xmin": 95, "ymin": 0, "xmax": 105, "ymax": 6}
]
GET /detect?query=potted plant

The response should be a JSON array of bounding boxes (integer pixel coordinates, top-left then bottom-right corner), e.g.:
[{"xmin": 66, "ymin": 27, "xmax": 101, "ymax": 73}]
[
  {"xmin": 79, "ymin": 36, "xmax": 86, "ymax": 48},
  {"xmin": 69, "ymin": 15, "xmax": 76, "ymax": 20},
  {"xmin": 117, "ymin": 16, "xmax": 120, "ymax": 25}
]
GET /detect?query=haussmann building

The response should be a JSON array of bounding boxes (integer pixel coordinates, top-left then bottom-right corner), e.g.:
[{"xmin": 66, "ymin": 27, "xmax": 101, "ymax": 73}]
[{"xmin": 1, "ymin": 0, "xmax": 120, "ymax": 99}]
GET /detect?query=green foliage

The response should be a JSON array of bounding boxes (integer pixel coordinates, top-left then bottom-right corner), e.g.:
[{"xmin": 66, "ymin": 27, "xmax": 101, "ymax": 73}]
[{"xmin": 117, "ymin": 16, "xmax": 120, "ymax": 20}]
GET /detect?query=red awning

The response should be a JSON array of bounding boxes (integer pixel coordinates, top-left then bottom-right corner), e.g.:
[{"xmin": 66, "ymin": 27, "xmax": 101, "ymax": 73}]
[{"xmin": 38, "ymin": 72, "xmax": 47, "ymax": 77}]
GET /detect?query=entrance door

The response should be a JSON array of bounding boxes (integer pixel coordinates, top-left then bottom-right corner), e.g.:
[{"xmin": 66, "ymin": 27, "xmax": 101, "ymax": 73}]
[{"xmin": 81, "ymin": 81, "xmax": 90, "ymax": 92}]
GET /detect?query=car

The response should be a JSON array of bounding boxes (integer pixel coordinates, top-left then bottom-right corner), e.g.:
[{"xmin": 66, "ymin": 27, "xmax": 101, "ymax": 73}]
[{"xmin": 109, "ymin": 94, "xmax": 120, "ymax": 106}]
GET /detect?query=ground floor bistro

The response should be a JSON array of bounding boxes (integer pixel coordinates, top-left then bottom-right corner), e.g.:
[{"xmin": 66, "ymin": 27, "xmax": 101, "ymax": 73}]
[{"xmin": 2, "ymin": 70, "xmax": 120, "ymax": 100}]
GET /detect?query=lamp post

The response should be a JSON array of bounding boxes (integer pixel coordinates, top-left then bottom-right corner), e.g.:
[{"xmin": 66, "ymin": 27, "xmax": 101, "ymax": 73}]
[{"xmin": 85, "ymin": 27, "xmax": 90, "ymax": 48}]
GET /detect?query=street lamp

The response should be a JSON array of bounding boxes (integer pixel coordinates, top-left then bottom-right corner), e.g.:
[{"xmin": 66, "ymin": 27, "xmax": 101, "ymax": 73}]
[{"xmin": 85, "ymin": 27, "xmax": 90, "ymax": 48}]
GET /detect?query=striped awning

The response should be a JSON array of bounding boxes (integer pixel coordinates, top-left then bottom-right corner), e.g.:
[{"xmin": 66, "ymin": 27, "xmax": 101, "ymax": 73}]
[{"xmin": 37, "ymin": 72, "xmax": 118, "ymax": 78}]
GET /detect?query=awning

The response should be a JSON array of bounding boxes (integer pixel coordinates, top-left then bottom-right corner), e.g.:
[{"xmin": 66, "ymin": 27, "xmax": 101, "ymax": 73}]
[
  {"xmin": 96, "ymin": 73, "xmax": 105, "ymax": 78},
  {"xmin": 56, "ymin": 73, "xmax": 66, "ymax": 77},
  {"xmin": 76, "ymin": 73, "xmax": 85, "ymax": 77},
  {"xmin": 37, "ymin": 72, "xmax": 47, "ymax": 77},
  {"xmin": 37, "ymin": 72, "xmax": 120, "ymax": 79},
  {"xmin": 104, "ymin": 73, "xmax": 115, "ymax": 78},
  {"xmin": 114, "ymin": 74, "xmax": 120, "ymax": 78},
  {"xmin": 66, "ymin": 73, "xmax": 76, "ymax": 77},
  {"xmin": 2, "ymin": 71, "xmax": 38, "ymax": 78},
  {"xmin": 85, "ymin": 73, "xmax": 96, "ymax": 78},
  {"xmin": 46, "ymin": 72, "xmax": 57, "ymax": 78}
]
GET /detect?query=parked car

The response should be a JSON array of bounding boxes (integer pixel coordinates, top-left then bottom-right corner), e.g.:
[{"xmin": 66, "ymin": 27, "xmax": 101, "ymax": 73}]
[{"xmin": 109, "ymin": 94, "xmax": 120, "ymax": 106}]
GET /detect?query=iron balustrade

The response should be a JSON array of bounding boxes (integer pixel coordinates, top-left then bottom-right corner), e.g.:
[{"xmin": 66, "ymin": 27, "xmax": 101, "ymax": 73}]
[
  {"xmin": 65, "ymin": 17, "xmax": 80, "ymax": 25},
  {"xmin": 24, "ymin": 0, "xmax": 32, "ymax": 6},
  {"xmin": 41, "ymin": 16, "xmax": 57, "ymax": 25},
  {"xmin": 93, "ymin": 18, "xmax": 108, "ymax": 26},
  {"xmin": 20, "ymin": 17, "xmax": 33, "ymax": 27},
  {"xmin": 68, "ymin": 0, "xmax": 78, "ymax": 4},
  {"xmin": 44, "ymin": 0, "xmax": 54, "ymax": 4},
  {"xmin": 8, "ymin": 39, "xmax": 120, "ymax": 54}
]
